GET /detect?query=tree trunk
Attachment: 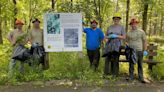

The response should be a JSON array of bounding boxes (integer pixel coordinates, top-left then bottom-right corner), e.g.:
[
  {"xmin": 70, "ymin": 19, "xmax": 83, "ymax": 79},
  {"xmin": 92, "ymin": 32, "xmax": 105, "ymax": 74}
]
[
  {"xmin": 142, "ymin": 2, "xmax": 148, "ymax": 32},
  {"xmin": 153, "ymin": 13, "xmax": 158, "ymax": 35},
  {"xmin": 125, "ymin": 0, "xmax": 130, "ymax": 32},
  {"xmin": 98, "ymin": 0, "xmax": 102, "ymax": 28},
  {"xmin": 115, "ymin": 0, "xmax": 119, "ymax": 12},
  {"xmin": 13, "ymin": 0, "xmax": 17, "ymax": 29},
  {"xmin": 160, "ymin": 15, "xmax": 163, "ymax": 36},
  {"xmin": 148, "ymin": 15, "xmax": 152, "ymax": 37},
  {"xmin": 71, "ymin": 0, "xmax": 73, "ymax": 12},
  {"xmin": 52, "ymin": 0, "xmax": 55, "ymax": 10},
  {"xmin": 93, "ymin": 0, "xmax": 102, "ymax": 28},
  {"xmin": 0, "ymin": 3, "xmax": 3, "ymax": 44}
]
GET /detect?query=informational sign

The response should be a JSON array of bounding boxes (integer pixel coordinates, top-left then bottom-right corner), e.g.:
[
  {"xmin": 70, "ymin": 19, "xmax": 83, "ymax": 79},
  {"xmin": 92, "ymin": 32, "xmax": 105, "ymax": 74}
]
[{"xmin": 43, "ymin": 13, "xmax": 82, "ymax": 52}]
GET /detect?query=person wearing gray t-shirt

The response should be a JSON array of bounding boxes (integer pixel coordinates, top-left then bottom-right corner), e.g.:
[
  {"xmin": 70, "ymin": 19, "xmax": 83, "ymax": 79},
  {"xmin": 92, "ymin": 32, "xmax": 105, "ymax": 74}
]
[{"xmin": 104, "ymin": 13, "xmax": 126, "ymax": 77}]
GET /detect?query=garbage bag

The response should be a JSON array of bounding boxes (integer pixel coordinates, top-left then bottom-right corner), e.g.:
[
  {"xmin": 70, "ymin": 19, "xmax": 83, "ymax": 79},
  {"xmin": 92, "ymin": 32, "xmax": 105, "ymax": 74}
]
[
  {"xmin": 125, "ymin": 46, "xmax": 137, "ymax": 64},
  {"xmin": 12, "ymin": 45, "xmax": 31, "ymax": 61},
  {"xmin": 30, "ymin": 45, "xmax": 45, "ymax": 64}
]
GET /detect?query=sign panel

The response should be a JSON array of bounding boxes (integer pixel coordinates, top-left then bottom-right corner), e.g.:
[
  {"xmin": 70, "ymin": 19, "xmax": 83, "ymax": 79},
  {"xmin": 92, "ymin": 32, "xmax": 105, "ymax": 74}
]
[{"xmin": 44, "ymin": 13, "xmax": 82, "ymax": 52}]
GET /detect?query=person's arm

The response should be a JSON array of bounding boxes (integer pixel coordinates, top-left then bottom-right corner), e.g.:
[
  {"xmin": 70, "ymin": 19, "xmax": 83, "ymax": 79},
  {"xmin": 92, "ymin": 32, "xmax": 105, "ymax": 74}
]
[
  {"xmin": 7, "ymin": 32, "xmax": 16, "ymax": 45},
  {"xmin": 104, "ymin": 27, "xmax": 110, "ymax": 43},
  {"xmin": 27, "ymin": 31, "xmax": 32, "ymax": 44},
  {"xmin": 118, "ymin": 26, "xmax": 126, "ymax": 39},
  {"xmin": 83, "ymin": 27, "xmax": 87, "ymax": 33},
  {"xmin": 99, "ymin": 29, "xmax": 105, "ymax": 48},
  {"xmin": 118, "ymin": 34, "xmax": 126, "ymax": 39},
  {"xmin": 125, "ymin": 33, "xmax": 129, "ymax": 46}
]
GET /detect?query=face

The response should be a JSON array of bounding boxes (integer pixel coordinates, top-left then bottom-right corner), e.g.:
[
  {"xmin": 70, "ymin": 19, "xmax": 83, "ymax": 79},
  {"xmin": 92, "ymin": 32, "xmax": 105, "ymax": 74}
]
[
  {"xmin": 33, "ymin": 21, "xmax": 40, "ymax": 28},
  {"xmin": 16, "ymin": 24, "xmax": 23, "ymax": 29},
  {"xmin": 130, "ymin": 23, "xmax": 138, "ymax": 30},
  {"xmin": 113, "ymin": 17, "xmax": 121, "ymax": 25},
  {"xmin": 91, "ymin": 22, "xmax": 97, "ymax": 28}
]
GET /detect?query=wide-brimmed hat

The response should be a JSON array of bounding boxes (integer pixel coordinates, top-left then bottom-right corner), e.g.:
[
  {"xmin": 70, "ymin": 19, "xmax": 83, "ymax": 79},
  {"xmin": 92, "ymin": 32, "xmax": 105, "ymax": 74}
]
[
  {"xmin": 129, "ymin": 18, "xmax": 139, "ymax": 25},
  {"xmin": 90, "ymin": 20, "xmax": 98, "ymax": 24},
  {"xmin": 15, "ymin": 19, "xmax": 24, "ymax": 25}
]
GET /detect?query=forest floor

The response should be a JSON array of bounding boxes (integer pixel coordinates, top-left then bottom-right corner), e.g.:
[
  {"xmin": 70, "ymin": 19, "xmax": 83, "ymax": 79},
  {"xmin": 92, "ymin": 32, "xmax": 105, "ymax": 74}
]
[{"xmin": 0, "ymin": 78, "xmax": 164, "ymax": 92}]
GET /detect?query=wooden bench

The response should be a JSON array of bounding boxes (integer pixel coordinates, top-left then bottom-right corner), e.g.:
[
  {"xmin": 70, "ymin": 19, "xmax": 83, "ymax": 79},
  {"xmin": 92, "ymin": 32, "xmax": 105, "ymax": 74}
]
[{"xmin": 119, "ymin": 44, "xmax": 162, "ymax": 71}]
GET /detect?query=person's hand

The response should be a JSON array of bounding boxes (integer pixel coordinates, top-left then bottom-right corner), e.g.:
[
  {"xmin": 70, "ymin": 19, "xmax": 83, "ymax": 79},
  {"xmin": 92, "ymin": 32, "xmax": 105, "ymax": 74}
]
[
  {"xmin": 32, "ymin": 43, "xmax": 38, "ymax": 48},
  {"xmin": 108, "ymin": 34, "xmax": 118, "ymax": 39},
  {"xmin": 143, "ymin": 51, "xmax": 148, "ymax": 56}
]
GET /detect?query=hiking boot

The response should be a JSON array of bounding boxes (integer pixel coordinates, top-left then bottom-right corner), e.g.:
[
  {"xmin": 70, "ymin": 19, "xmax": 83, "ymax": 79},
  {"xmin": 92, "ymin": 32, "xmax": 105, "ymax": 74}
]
[{"xmin": 126, "ymin": 78, "xmax": 134, "ymax": 82}]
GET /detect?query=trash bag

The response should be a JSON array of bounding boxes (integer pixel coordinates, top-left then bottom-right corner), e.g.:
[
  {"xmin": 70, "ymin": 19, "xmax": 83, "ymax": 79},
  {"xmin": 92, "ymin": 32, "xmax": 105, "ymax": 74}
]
[
  {"xmin": 102, "ymin": 39, "xmax": 120, "ymax": 57},
  {"xmin": 125, "ymin": 46, "xmax": 137, "ymax": 64},
  {"xmin": 30, "ymin": 44, "xmax": 45, "ymax": 64},
  {"xmin": 12, "ymin": 45, "xmax": 31, "ymax": 61}
]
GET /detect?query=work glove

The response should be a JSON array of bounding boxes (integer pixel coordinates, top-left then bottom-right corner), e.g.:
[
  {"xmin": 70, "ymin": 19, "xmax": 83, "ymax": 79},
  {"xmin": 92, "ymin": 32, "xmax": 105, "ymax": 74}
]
[
  {"xmin": 108, "ymin": 34, "xmax": 118, "ymax": 39},
  {"xmin": 143, "ymin": 50, "xmax": 148, "ymax": 56},
  {"xmin": 32, "ymin": 43, "xmax": 39, "ymax": 48}
]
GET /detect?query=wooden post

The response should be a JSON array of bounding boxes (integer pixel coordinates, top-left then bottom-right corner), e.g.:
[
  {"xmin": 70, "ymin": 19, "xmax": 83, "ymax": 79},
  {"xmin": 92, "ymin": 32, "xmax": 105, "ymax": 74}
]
[{"xmin": 148, "ymin": 43, "xmax": 157, "ymax": 70}]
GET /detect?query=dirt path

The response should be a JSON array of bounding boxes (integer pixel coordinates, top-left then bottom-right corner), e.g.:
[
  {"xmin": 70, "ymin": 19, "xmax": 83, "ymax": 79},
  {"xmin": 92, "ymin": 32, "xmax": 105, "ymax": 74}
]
[{"xmin": 0, "ymin": 82, "xmax": 164, "ymax": 92}]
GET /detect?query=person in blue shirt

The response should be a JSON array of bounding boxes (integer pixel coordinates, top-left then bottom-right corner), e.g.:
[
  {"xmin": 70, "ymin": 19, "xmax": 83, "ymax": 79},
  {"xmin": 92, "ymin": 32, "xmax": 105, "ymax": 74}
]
[{"xmin": 84, "ymin": 20, "xmax": 105, "ymax": 71}]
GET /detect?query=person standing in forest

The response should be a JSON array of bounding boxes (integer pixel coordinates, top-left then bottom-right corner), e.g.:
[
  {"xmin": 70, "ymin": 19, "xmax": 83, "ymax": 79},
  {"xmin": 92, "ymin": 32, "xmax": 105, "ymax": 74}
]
[
  {"xmin": 126, "ymin": 18, "xmax": 148, "ymax": 83},
  {"xmin": 28, "ymin": 18, "xmax": 49, "ymax": 70},
  {"xmin": 83, "ymin": 20, "xmax": 105, "ymax": 71},
  {"xmin": 8, "ymin": 19, "xmax": 27, "ymax": 78},
  {"xmin": 103, "ymin": 13, "xmax": 126, "ymax": 77}
]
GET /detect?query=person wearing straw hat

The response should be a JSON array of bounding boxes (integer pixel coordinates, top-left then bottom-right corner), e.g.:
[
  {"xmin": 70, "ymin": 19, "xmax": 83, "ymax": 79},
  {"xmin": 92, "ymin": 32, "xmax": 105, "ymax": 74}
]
[
  {"xmin": 103, "ymin": 13, "xmax": 126, "ymax": 77},
  {"xmin": 126, "ymin": 18, "xmax": 148, "ymax": 83},
  {"xmin": 8, "ymin": 19, "xmax": 27, "ymax": 78}
]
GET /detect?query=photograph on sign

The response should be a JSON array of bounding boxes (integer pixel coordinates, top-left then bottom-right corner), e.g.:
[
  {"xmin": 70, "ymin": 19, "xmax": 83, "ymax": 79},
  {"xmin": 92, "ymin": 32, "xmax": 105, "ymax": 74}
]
[
  {"xmin": 47, "ymin": 14, "xmax": 60, "ymax": 34},
  {"xmin": 64, "ymin": 28, "xmax": 78, "ymax": 47}
]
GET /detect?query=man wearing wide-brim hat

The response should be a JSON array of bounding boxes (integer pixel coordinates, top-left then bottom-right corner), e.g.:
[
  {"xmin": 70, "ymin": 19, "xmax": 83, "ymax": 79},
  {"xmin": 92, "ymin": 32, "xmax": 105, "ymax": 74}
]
[
  {"xmin": 8, "ymin": 19, "xmax": 27, "ymax": 78},
  {"xmin": 126, "ymin": 18, "xmax": 148, "ymax": 83}
]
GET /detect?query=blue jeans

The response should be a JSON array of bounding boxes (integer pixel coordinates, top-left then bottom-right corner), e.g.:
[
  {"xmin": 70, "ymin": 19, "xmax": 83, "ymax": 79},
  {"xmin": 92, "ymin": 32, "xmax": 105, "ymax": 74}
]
[{"xmin": 8, "ymin": 59, "xmax": 24, "ymax": 78}]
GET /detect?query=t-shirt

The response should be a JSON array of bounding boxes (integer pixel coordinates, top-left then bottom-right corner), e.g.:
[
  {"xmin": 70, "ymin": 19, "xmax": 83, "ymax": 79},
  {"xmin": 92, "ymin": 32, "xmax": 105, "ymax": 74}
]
[
  {"xmin": 28, "ymin": 29, "xmax": 43, "ymax": 46},
  {"xmin": 8, "ymin": 29, "xmax": 27, "ymax": 46},
  {"xmin": 84, "ymin": 28, "xmax": 104, "ymax": 50},
  {"xmin": 106, "ymin": 25, "xmax": 125, "ymax": 52},
  {"xmin": 126, "ymin": 29, "xmax": 147, "ymax": 51}
]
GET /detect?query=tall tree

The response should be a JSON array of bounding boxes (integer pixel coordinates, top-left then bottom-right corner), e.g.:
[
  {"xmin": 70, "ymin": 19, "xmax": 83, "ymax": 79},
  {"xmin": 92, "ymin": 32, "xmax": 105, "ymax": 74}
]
[
  {"xmin": 0, "ymin": 2, "xmax": 3, "ymax": 44},
  {"xmin": 93, "ymin": 0, "xmax": 102, "ymax": 28},
  {"xmin": 52, "ymin": 0, "xmax": 55, "ymax": 10},
  {"xmin": 142, "ymin": 0, "xmax": 149, "ymax": 32},
  {"xmin": 71, "ymin": 0, "xmax": 73, "ymax": 12},
  {"xmin": 160, "ymin": 14, "xmax": 163, "ymax": 36},
  {"xmin": 13, "ymin": 0, "xmax": 17, "ymax": 29},
  {"xmin": 125, "ymin": 0, "xmax": 130, "ymax": 32}
]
